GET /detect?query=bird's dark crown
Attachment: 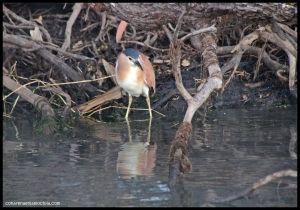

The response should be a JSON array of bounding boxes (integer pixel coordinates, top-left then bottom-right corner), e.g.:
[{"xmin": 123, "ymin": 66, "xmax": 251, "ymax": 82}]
[{"xmin": 123, "ymin": 48, "xmax": 140, "ymax": 60}]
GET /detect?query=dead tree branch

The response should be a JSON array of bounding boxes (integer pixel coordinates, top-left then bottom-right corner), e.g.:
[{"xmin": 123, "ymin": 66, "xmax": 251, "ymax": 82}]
[
  {"xmin": 3, "ymin": 33, "xmax": 98, "ymax": 94},
  {"xmin": 61, "ymin": 3, "xmax": 83, "ymax": 51},
  {"xmin": 3, "ymin": 70, "xmax": 55, "ymax": 118},
  {"xmin": 211, "ymin": 169, "xmax": 297, "ymax": 203},
  {"xmin": 167, "ymin": 8, "xmax": 223, "ymax": 185},
  {"xmin": 3, "ymin": 5, "xmax": 52, "ymax": 43}
]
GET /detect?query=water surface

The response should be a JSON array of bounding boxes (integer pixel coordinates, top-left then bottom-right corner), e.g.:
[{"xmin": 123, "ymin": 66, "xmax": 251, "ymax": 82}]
[{"xmin": 3, "ymin": 107, "xmax": 297, "ymax": 207}]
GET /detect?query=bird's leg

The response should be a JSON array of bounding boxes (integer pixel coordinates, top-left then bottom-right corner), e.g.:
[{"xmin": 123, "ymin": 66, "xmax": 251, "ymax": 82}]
[
  {"xmin": 125, "ymin": 118, "xmax": 132, "ymax": 142},
  {"xmin": 125, "ymin": 94, "xmax": 133, "ymax": 119},
  {"xmin": 146, "ymin": 117, "xmax": 152, "ymax": 145},
  {"xmin": 146, "ymin": 96, "xmax": 153, "ymax": 118}
]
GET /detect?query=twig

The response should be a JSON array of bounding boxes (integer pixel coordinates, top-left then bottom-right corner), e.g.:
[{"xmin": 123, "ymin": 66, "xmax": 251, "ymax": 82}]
[
  {"xmin": 168, "ymin": 23, "xmax": 175, "ymax": 32},
  {"xmin": 119, "ymin": 40, "xmax": 168, "ymax": 52},
  {"xmin": 276, "ymin": 22, "xmax": 297, "ymax": 39},
  {"xmin": 170, "ymin": 40, "xmax": 193, "ymax": 103},
  {"xmin": 276, "ymin": 69, "xmax": 288, "ymax": 82},
  {"xmin": 3, "ymin": 22, "xmax": 34, "ymax": 30},
  {"xmin": 287, "ymin": 52, "xmax": 296, "ymax": 93},
  {"xmin": 174, "ymin": 8, "xmax": 186, "ymax": 39},
  {"xmin": 4, "ymin": 31, "xmax": 95, "ymax": 61},
  {"xmin": 222, "ymin": 28, "xmax": 263, "ymax": 91},
  {"xmin": 211, "ymin": 169, "xmax": 297, "ymax": 203},
  {"xmin": 9, "ymin": 95, "xmax": 20, "ymax": 115},
  {"xmin": 95, "ymin": 11, "xmax": 107, "ymax": 42},
  {"xmin": 180, "ymin": 25, "xmax": 217, "ymax": 42},
  {"xmin": 43, "ymin": 75, "xmax": 114, "ymax": 87},
  {"xmin": 3, "ymin": 72, "xmax": 55, "ymax": 118},
  {"xmin": 261, "ymin": 29, "xmax": 296, "ymax": 57},
  {"xmin": 4, "ymin": 33, "xmax": 98, "ymax": 93},
  {"xmin": 3, "ymin": 5, "xmax": 52, "ymax": 43},
  {"xmin": 149, "ymin": 32, "xmax": 158, "ymax": 45},
  {"xmin": 222, "ymin": 52, "xmax": 243, "ymax": 91},
  {"xmin": 80, "ymin": 22, "xmax": 99, "ymax": 32},
  {"xmin": 244, "ymin": 81, "xmax": 264, "ymax": 88},
  {"xmin": 162, "ymin": 25, "xmax": 173, "ymax": 42},
  {"xmin": 3, "ymin": 79, "xmax": 38, "ymax": 100},
  {"xmin": 45, "ymin": 78, "xmax": 72, "ymax": 116},
  {"xmin": 144, "ymin": 33, "xmax": 151, "ymax": 46},
  {"xmin": 164, "ymin": 11, "xmax": 193, "ymax": 104},
  {"xmin": 129, "ymin": 24, "xmax": 137, "ymax": 39},
  {"xmin": 253, "ymin": 38, "xmax": 268, "ymax": 81},
  {"xmin": 45, "ymin": 44, "xmax": 95, "ymax": 61},
  {"xmin": 61, "ymin": 3, "xmax": 83, "ymax": 51}
]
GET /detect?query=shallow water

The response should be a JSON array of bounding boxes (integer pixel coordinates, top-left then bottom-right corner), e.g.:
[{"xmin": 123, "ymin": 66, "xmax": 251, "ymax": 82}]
[{"xmin": 3, "ymin": 107, "xmax": 297, "ymax": 207}]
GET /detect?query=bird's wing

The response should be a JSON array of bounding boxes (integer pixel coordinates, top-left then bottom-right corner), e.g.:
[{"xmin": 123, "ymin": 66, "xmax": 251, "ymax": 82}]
[{"xmin": 139, "ymin": 53, "xmax": 156, "ymax": 92}]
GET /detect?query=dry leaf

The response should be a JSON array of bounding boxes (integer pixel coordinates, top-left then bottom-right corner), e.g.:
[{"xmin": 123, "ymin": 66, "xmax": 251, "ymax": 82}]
[
  {"xmin": 102, "ymin": 59, "xmax": 117, "ymax": 85},
  {"xmin": 181, "ymin": 59, "xmax": 190, "ymax": 67},
  {"xmin": 30, "ymin": 26, "xmax": 43, "ymax": 41},
  {"xmin": 116, "ymin": 20, "xmax": 128, "ymax": 43},
  {"xmin": 33, "ymin": 16, "xmax": 43, "ymax": 25}
]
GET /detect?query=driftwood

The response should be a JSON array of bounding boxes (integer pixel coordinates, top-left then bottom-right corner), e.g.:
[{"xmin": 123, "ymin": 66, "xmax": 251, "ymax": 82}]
[{"xmin": 211, "ymin": 169, "xmax": 297, "ymax": 203}]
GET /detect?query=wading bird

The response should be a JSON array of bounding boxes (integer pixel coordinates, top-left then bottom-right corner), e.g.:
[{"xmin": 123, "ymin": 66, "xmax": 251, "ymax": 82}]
[{"xmin": 115, "ymin": 48, "xmax": 156, "ymax": 119}]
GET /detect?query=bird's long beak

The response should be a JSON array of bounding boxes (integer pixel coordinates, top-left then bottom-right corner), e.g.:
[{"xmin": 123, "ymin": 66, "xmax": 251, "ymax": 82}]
[{"xmin": 134, "ymin": 59, "xmax": 143, "ymax": 71}]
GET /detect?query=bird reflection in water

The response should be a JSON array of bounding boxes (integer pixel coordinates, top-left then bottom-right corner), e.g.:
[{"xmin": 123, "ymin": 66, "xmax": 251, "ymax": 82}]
[{"xmin": 117, "ymin": 118, "xmax": 157, "ymax": 179}]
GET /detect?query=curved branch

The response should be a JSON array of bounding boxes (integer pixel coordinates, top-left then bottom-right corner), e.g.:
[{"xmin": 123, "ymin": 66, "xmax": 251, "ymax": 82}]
[
  {"xmin": 180, "ymin": 25, "xmax": 217, "ymax": 41},
  {"xmin": 211, "ymin": 169, "xmax": 297, "ymax": 203}
]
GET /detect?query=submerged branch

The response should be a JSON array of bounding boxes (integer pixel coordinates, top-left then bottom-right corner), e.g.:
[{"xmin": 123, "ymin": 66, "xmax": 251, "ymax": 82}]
[{"xmin": 211, "ymin": 169, "xmax": 297, "ymax": 203}]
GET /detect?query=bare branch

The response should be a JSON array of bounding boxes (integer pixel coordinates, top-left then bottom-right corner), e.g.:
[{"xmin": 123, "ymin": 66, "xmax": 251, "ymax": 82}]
[
  {"xmin": 180, "ymin": 25, "xmax": 217, "ymax": 42},
  {"xmin": 61, "ymin": 3, "xmax": 83, "ymax": 51},
  {"xmin": 211, "ymin": 169, "xmax": 297, "ymax": 203},
  {"xmin": 120, "ymin": 40, "xmax": 168, "ymax": 52}
]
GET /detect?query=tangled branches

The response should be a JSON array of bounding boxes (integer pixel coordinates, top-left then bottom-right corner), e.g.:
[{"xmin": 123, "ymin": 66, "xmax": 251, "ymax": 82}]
[{"xmin": 2, "ymin": 3, "xmax": 297, "ymax": 125}]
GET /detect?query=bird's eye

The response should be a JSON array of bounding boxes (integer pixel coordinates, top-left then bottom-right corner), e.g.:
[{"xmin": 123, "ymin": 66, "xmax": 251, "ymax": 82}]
[{"xmin": 128, "ymin": 56, "xmax": 133, "ymax": 61}]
